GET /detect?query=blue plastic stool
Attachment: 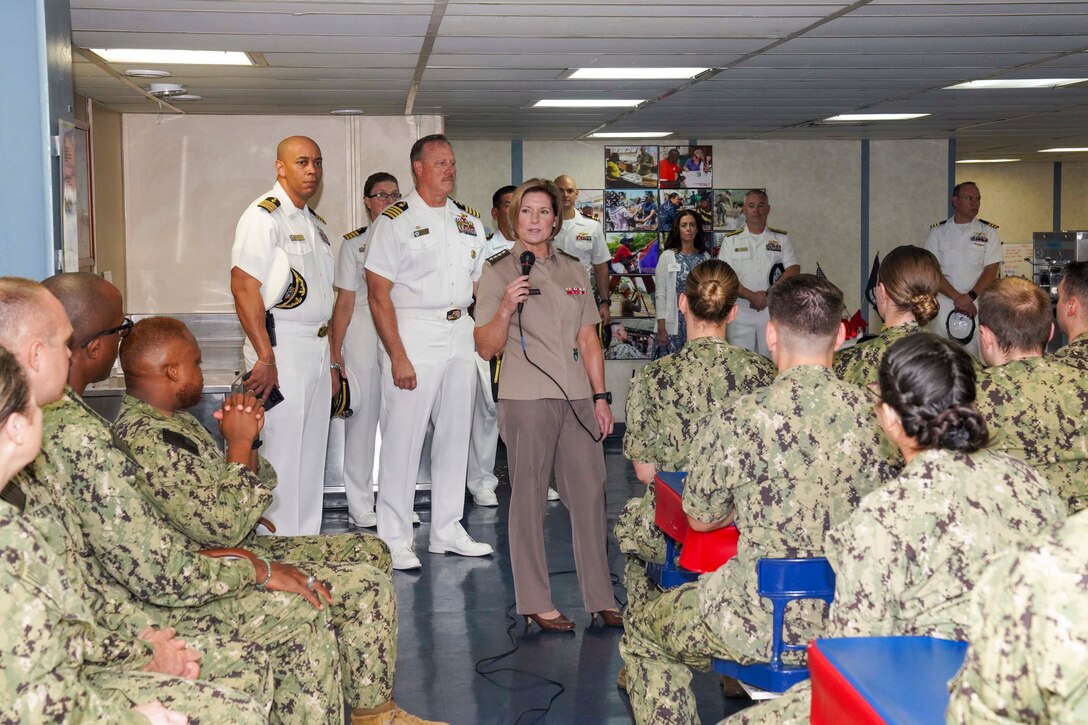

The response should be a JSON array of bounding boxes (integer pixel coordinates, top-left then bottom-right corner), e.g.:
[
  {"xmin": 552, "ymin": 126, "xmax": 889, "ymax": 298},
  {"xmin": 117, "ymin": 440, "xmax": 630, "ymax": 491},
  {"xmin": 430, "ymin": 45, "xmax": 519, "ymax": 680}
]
[{"xmin": 711, "ymin": 557, "xmax": 836, "ymax": 693}]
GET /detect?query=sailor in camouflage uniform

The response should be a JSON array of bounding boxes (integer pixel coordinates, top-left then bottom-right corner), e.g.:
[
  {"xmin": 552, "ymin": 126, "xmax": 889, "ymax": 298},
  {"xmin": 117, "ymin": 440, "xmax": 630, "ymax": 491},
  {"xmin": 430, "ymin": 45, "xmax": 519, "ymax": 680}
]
[
  {"xmin": 727, "ymin": 334, "xmax": 1065, "ymax": 725},
  {"xmin": 976, "ymin": 277, "xmax": 1088, "ymax": 513},
  {"xmin": 18, "ymin": 273, "xmax": 344, "ymax": 723},
  {"xmin": 1051, "ymin": 259, "xmax": 1088, "ymax": 373},
  {"xmin": 946, "ymin": 511, "xmax": 1088, "ymax": 723},
  {"xmin": 832, "ymin": 245, "xmax": 943, "ymax": 387},
  {"xmin": 619, "ymin": 260, "xmax": 775, "ymax": 612},
  {"xmin": 619, "ymin": 275, "xmax": 897, "ymax": 725},
  {"xmin": 112, "ymin": 317, "xmax": 441, "ymax": 724},
  {"xmin": 0, "ymin": 282, "xmax": 268, "ymax": 723}
]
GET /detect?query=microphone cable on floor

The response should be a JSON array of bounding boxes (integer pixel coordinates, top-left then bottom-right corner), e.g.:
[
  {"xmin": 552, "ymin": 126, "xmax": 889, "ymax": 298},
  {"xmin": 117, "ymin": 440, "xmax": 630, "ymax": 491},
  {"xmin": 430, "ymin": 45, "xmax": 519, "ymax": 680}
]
[{"xmin": 473, "ymin": 569, "xmax": 576, "ymax": 725}]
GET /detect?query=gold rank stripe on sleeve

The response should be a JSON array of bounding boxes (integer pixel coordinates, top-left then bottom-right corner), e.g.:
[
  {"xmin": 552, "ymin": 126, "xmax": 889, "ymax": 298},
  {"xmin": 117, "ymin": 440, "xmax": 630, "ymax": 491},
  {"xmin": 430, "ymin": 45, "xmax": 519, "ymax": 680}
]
[
  {"xmin": 768, "ymin": 226, "xmax": 788, "ymax": 235},
  {"xmin": 979, "ymin": 219, "xmax": 999, "ymax": 228},
  {"xmin": 451, "ymin": 198, "xmax": 481, "ymax": 218},
  {"xmin": 343, "ymin": 226, "xmax": 367, "ymax": 240},
  {"xmin": 381, "ymin": 200, "xmax": 409, "ymax": 219},
  {"xmin": 308, "ymin": 207, "xmax": 326, "ymax": 225},
  {"xmin": 486, "ymin": 249, "xmax": 511, "ymax": 266},
  {"xmin": 257, "ymin": 196, "xmax": 281, "ymax": 213}
]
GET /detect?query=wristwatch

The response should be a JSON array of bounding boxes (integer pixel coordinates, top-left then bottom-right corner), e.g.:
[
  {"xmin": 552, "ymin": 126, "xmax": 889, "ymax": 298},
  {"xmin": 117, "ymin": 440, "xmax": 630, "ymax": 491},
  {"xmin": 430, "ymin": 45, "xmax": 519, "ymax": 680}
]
[
  {"xmin": 593, "ymin": 392, "xmax": 613, "ymax": 405},
  {"xmin": 967, "ymin": 290, "xmax": 978, "ymax": 301}
]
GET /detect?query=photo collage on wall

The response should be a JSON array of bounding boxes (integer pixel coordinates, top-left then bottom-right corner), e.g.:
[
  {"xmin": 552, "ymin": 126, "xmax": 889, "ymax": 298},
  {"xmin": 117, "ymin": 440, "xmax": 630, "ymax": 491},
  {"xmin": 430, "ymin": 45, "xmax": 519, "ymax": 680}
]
[{"xmin": 575, "ymin": 144, "xmax": 763, "ymax": 355}]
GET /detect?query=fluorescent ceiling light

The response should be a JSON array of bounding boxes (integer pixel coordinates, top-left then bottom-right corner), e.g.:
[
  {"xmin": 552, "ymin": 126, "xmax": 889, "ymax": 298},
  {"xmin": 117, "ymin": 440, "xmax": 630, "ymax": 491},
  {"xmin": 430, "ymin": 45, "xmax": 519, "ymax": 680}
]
[
  {"xmin": 957, "ymin": 159, "xmax": 1020, "ymax": 164},
  {"xmin": 568, "ymin": 67, "xmax": 707, "ymax": 80},
  {"xmin": 945, "ymin": 79, "xmax": 1087, "ymax": 90},
  {"xmin": 1040, "ymin": 147, "xmax": 1088, "ymax": 153},
  {"xmin": 330, "ymin": 109, "xmax": 364, "ymax": 115},
  {"xmin": 589, "ymin": 132, "xmax": 673, "ymax": 138},
  {"xmin": 824, "ymin": 113, "xmax": 930, "ymax": 122},
  {"xmin": 534, "ymin": 99, "xmax": 644, "ymax": 108},
  {"xmin": 90, "ymin": 48, "xmax": 253, "ymax": 66}
]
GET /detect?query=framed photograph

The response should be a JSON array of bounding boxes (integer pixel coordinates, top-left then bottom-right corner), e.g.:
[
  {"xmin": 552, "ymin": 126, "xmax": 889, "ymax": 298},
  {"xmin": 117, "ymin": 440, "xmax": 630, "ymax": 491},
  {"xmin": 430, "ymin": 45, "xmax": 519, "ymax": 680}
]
[
  {"xmin": 713, "ymin": 189, "xmax": 748, "ymax": 231},
  {"xmin": 606, "ymin": 189, "xmax": 659, "ymax": 232},
  {"xmin": 605, "ymin": 146, "xmax": 659, "ymax": 189},
  {"xmin": 575, "ymin": 188, "xmax": 604, "ymax": 224},
  {"xmin": 59, "ymin": 120, "xmax": 95, "ymax": 272},
  {"xmin": 679, "ymin": 145, "xmax": 713, "ymax": 188}
]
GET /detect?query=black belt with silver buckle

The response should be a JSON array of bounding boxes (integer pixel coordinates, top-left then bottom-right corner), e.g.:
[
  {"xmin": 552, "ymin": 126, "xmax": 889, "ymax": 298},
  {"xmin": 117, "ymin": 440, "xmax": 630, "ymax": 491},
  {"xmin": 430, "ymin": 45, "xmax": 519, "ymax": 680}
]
[{"xmin": 446, "ymin": 309, "xmax": 462, "ymax": 321}]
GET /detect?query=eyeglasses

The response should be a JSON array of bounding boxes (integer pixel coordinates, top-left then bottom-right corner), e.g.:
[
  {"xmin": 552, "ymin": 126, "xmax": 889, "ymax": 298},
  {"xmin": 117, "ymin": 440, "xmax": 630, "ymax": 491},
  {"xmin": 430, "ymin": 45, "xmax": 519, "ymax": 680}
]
[
  {"xmin": 866, "ymin": 382, "xmax": 883, "ymax": 406},
  {"xmin": 366, "ymin": 191, "xmax": 401, "ymax": 201},
  {"xmin": 80, "ymin": 317, "xmax": 133, "ymax": 349}
]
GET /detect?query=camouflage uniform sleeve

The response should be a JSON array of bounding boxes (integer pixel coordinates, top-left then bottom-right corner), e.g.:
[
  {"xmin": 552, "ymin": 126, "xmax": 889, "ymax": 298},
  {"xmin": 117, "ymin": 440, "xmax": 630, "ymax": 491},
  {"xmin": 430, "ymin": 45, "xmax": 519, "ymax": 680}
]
[
  {"xmin": 947, "ymin": 527, "xmax": 1088, "ymax": 723},
  {"xmin": 0, "ymin": 511, "xmax": 148, "ymax": 724},
  {"xmin": 825, "ymin": 503, "xmax": 905, "ymax": 637},
  {"xmin": 682, "ymin": 407, "xmax": 746, "ymax": 523},
  {"xmin": 55, "ymin": 417, "xmax": 253, "ymax": 606},
  {"xmin": 117, "ymin": 413, "xmax": 273, "ymax": 548},
  {"xmin": 623, "ymin": 364, "xmax": 659, "ymax": 464}
]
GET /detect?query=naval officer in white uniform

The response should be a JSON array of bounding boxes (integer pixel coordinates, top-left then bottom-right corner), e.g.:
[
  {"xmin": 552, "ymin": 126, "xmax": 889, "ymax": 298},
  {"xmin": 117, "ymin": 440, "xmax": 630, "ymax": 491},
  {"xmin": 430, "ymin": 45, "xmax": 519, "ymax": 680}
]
[
  {"xmin": 924, "ymin": 181, "xmax": 1003, "ymax": 359},
  {"xmin": 553, "ymin": 175, "xmax": 612, "ymax": 325},
  {"xmin": 365, "ymin": 134, "xmax": 494, "ymax": 571},
  {"xmin": 328, "ymin": 171, "xmax": 401, "ymax": 529},
  {"xmin": 230, "ymin": 135, "xmax": 335, "ymax": 536},
  {"xmin": 716, "ymin": 189, "xmax": 799, "ymax": 356}
]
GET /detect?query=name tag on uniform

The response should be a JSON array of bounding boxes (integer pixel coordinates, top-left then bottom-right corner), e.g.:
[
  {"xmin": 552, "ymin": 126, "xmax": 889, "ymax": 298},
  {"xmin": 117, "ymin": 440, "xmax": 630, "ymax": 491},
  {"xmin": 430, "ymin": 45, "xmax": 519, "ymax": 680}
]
[
  {"xmin": 455, "ymin": 214, "xmax": 477, "ymax": 236},
  {"xmin": 289, "ymin": 234, "xmax": 305, "ymax": 241},
  {"xmin": 413, "ymin": 228, "xmax": 430, "ymax": 238},
  {"xmin": 566, "ymin": 287, "xmax": 588, "ymax": 295},
  {"xmin": 733, "ymin": 245, "xmax": 752, "ymax": 260},
  {"xmin": 765, "ymin": 241, "xmax": 781, "ymax": 252}
]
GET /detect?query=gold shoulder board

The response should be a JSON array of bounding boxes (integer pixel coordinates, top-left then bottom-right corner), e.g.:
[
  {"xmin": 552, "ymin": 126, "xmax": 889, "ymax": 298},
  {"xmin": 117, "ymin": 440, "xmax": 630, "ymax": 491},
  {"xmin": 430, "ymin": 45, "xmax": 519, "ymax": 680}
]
[
  {"xmin": 343, "ymin": 226, "xmax": 366, "ymax": 240},
  {"xmin": 451, "ymin": 198, "xmax": 481, "ymax": 218},
  {"xmin": 257, "ymin": 197, "xmax": 281, "ymax": 214},
  {"xmin": 381, "ymin": 200, "xmax": 409, "ymax": 220}
]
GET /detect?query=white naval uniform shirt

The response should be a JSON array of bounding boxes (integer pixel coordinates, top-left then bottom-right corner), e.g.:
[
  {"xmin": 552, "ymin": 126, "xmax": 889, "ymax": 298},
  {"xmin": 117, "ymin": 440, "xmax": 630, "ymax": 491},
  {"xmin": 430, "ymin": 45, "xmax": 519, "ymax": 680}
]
[
  {"xmin": 334, "ymin": 224, "xmax": 373, "ymax": 307},
  {"xmin": 716, "ymin": 225, "xmax": 797, "ymax": 319},
  {"xmin": 364, "ymin": 189, "xmax": 486, "ymax": 310},
  {"xmin": 231, "ymin": 180, "xmax": 334, "ymax": 323},
  {"xmin": 483, "ymin": 229, "xmax": 514, "ymax": 259},
  {"xmin": 554, "ymin": 212, "xmax": 609, "ymax": 278},
  {"xmin": 924, "ymin": 216, "xmax": 1003, "ymax": 294}
]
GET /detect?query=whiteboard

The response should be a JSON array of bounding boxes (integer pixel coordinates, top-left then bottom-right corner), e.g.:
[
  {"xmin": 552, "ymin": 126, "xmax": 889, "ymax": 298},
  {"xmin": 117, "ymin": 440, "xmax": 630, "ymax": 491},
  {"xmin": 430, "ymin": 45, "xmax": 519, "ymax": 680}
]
[{"xmin": 123, "ymin": 113, "xmax": 441, "ymax": 313}]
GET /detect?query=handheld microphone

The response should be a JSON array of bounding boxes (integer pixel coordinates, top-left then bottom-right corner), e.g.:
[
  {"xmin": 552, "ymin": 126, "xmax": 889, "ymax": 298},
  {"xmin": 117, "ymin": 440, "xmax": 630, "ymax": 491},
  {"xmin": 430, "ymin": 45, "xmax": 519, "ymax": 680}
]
[{"xmin": 518, "ymin": 251, "xmax": 536, "ymax": 313}]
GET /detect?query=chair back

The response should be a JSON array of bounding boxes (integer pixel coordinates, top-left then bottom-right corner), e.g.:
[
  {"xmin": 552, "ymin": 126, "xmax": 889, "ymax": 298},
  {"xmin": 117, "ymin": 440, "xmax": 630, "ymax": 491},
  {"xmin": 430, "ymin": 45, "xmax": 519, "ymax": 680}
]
[{"xmin": 757, "ymin": 557, "xmax": 836, "ymax": 668}]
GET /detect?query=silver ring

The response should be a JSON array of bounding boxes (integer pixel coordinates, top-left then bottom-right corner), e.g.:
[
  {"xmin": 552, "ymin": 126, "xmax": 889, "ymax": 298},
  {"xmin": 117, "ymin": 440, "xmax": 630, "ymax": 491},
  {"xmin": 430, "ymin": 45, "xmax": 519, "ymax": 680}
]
[{"xmin": 306, "ymin": 574, "xmax": 316, "ymax": 590}]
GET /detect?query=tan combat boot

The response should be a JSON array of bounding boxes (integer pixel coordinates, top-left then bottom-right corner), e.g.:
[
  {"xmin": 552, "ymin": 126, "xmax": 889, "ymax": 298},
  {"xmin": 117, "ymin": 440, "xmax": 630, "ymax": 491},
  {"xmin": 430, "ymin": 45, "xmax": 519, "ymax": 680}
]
[{"xmin": 351, "ymin": 700, "xmax": 448, "ymax": 725}]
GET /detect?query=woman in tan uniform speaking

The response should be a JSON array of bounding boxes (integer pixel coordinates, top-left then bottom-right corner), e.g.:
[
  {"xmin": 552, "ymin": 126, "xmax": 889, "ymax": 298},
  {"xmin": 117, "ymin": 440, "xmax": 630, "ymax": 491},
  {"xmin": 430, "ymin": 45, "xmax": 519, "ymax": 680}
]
[{"xmin": 475, "ymin": 178, "xmax": 621, "ymax": 632}]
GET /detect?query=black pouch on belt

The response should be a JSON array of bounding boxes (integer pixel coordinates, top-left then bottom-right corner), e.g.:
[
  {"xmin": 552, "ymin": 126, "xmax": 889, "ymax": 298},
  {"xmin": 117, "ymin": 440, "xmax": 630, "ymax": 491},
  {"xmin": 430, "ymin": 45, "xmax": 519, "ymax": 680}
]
[{"xmin": 264, "ymin": 311, "xmax": 277, "ymax": 347}]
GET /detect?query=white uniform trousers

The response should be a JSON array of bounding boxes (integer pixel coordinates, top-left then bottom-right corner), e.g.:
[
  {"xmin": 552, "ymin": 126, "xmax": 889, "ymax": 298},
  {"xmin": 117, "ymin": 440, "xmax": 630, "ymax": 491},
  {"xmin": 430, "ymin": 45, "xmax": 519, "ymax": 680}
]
[
  {"xmin": 244, "ymin": 320, "xmax": 331, "ymax": 536},
  {"xmin": 931, "ymin": 295, "xmax": 982, "ymax": 360},
  {"xmin": 376, "ymin": 312, "xmax": 476, "ymax": 551},
  {"xmin": 467, "ymin": 354, "xmax": 499, "ymax": 496},
  {"xmin": 726, "ymin": 307, "xmax": 770, "ymax": 357},
  {"xmin": 341, "ymin": 304, "xmax": 382, "ymax": 521}
]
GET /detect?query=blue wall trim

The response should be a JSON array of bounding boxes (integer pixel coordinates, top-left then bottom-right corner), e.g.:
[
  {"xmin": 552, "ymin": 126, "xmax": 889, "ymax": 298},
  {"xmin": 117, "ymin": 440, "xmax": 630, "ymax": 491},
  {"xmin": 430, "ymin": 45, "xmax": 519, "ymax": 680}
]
[
  {"xmin": 947, "ymin": 138, "xmax": 957, "ymax": 217},
  {"xmin": 511, "ymin": 140, "xmax": 523, "ymax": 186},
  {"xmin": 1053, "ymin": 162, "xmax": 1063, "ymax": 231},
  {"xmin": 860, "ymin": 139, "xmax": 870, "ymax": 321}
]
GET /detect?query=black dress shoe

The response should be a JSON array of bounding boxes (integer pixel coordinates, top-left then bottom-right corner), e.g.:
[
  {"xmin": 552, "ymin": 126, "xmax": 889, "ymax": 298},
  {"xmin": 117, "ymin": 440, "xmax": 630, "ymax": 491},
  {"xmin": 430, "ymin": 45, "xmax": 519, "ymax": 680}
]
[
  {"xmin": 592, "ymin": 609, "xmax": 624, "ymax": 628},
  {"xmin": 525, "ymin": 612, "xmax": 576, "ymax": 632}
]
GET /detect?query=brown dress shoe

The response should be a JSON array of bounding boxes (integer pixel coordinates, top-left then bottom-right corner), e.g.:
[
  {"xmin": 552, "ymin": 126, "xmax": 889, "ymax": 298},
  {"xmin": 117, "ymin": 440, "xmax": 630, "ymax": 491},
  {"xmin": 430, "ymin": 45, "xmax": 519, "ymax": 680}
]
[
  {"xmin": 524, "ymin": 611, "xmax": 576, "ymax": 632},
  {"xmin": 719, "ymin": 675, "xmax": 748, "ymax": 699},
  {"xmin": 592, "ymin": 609, "xmax": 624, "ymax": 628},
  {"xmin": 616, "ymin": 666, "xmax": 628, "ymax": 691}
]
